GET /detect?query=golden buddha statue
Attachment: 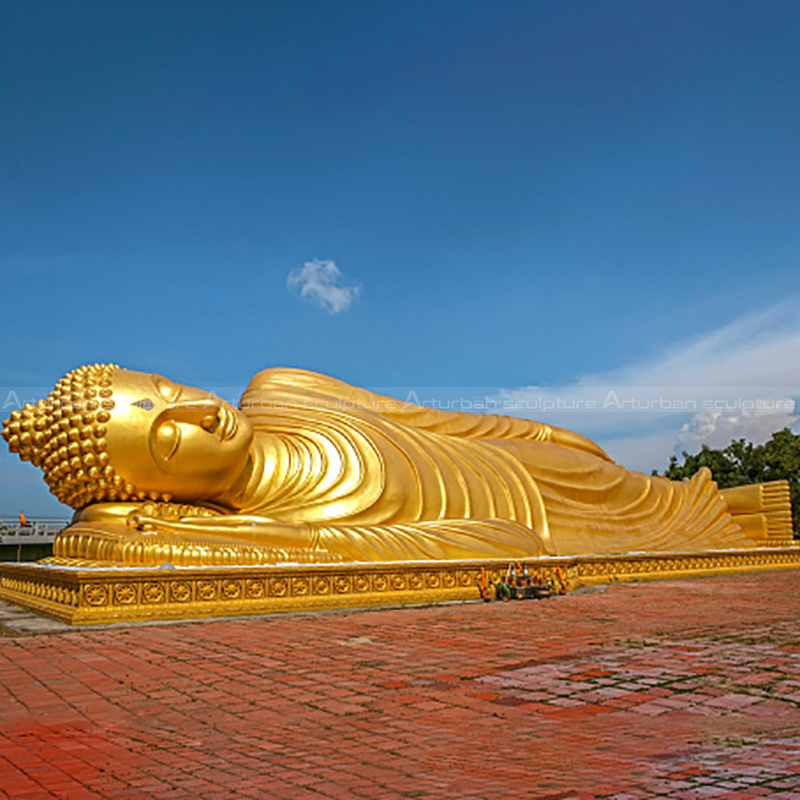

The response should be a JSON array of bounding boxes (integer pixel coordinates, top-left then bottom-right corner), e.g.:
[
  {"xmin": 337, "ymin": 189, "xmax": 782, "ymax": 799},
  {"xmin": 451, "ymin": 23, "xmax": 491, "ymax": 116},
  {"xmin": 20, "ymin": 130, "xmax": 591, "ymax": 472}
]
[{"xmin": 2, "ymin": 364, "xmax": 793, "ymax": 567}]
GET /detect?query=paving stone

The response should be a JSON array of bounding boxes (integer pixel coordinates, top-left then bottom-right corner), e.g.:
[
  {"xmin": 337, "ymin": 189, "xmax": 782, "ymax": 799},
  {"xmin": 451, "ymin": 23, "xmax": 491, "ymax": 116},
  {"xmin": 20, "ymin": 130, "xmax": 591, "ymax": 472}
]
[{"xmin": 1, "ymin": 570, "xmax": 800, "ymax": 797}]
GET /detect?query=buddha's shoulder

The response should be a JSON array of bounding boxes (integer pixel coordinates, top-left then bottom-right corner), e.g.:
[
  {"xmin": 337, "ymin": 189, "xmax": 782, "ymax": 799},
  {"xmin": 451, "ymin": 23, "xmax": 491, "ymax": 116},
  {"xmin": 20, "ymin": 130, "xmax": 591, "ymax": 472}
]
[
  {"xmin": 241, "ymin": 368, "xmax": 403, "ymax": 418},
  {"xmin": 245, "ymin": 367, "xmax": 361, "ymax": 395}
]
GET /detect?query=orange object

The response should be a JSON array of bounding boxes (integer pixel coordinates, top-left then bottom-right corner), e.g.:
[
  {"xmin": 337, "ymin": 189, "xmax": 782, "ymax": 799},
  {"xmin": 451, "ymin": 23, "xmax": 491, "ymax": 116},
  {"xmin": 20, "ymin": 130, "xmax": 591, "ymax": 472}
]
[{"xmin": 19, "ymin": 511, "xmax": 28, "ymax": 526}]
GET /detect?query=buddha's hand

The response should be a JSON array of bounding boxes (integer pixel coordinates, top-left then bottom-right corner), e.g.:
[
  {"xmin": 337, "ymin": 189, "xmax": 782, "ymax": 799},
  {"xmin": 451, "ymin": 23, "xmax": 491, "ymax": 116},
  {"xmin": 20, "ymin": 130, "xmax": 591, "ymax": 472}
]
[{"xmin": 127, "ymin": 511, "xmax": 153, "ymax": 532}]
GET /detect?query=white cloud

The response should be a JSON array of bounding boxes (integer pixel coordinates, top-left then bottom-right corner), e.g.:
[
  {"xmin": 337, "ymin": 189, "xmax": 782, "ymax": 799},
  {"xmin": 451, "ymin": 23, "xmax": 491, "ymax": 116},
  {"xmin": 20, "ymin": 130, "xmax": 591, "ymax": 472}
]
[
  {"xmin": 486, "ymin": 301, "xmax": 800, "ymax": 473},
  {"xmin": 287, "ymin": 259, "xmax": 361, "ymax": 314}
]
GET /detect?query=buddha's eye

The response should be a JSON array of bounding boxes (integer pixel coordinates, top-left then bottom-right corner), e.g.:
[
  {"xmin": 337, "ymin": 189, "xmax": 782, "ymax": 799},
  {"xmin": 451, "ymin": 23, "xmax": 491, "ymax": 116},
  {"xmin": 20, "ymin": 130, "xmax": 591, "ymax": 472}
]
[
  {"xmin": 155, "ymin": 376, "xmax": 180, "ymax": 404},
  {"xmin": 155, "ymin": 421, "xmax": 181, "ymax": 460}
]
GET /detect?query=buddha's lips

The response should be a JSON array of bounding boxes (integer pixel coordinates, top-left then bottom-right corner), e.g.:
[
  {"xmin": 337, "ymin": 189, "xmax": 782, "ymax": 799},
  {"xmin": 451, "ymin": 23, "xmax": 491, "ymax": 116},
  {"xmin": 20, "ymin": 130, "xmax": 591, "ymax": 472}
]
[{"xmin": 218, "ymin": 404, "xmax": 238, "ymax": 442}]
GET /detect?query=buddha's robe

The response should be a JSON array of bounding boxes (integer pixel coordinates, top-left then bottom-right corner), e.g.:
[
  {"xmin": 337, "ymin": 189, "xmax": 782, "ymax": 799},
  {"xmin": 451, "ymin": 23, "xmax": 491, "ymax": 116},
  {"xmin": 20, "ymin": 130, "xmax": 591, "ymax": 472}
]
[{"xmin": 234, "ymin": 369, "xmax": 751, "ymax": 560}]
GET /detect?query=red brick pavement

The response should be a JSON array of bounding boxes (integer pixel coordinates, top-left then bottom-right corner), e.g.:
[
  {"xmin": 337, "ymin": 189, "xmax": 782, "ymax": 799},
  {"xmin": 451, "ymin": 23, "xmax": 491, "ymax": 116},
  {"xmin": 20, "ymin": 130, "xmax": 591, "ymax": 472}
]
[{"xmin": 1, "ymin": 571, "xmax": 800, "ymax": 799}]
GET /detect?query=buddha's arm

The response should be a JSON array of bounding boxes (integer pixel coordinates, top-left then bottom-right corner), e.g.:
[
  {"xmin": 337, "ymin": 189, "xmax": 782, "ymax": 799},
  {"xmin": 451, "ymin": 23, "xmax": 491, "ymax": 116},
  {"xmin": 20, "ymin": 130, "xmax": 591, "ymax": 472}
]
[
  {"xmin": 416, "ymin": 409, "xmax": 612, "ymax": 461},
  {"xmin": 379, "ymin": 400, "xmax": 612, "ymax": 461},
  {"xmin": 53, "ymin": 505, "xmax": 338, "ymax": 566},
  {"xmin": 57, "ymin": 499, "xmax": 548, "ymax": 563},
  {"xmin": 72, "ymin": 502, "xmax": 314, "ymax": 549},
  {"xmin": 127, "ymin": 510, "xmax": 315, "ymax": 549},
  {"xmin": 127, "ymin": 510, "xmax": 548, "ymax": 561}
]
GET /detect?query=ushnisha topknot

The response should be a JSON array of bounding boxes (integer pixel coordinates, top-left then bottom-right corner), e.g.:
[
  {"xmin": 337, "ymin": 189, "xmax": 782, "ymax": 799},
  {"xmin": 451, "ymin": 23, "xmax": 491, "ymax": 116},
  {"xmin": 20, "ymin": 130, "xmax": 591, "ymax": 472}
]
[{"xmin": 2, "ymin": 363, "xmax": 168, "ymax": 509}]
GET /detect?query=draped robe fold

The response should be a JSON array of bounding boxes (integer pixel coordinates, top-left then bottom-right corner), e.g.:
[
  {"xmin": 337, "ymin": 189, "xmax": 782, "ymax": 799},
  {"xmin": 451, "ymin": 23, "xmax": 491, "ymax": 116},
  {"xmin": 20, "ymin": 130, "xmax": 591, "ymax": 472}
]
[{"xmin": 234, "ymin": 369, "xmax": 750, "ymax": 561}]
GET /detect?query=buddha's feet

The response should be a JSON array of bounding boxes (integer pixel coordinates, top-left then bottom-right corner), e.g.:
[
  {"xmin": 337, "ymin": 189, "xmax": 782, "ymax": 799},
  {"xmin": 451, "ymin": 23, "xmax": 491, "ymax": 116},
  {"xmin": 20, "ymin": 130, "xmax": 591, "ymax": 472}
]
[{"xmin": 719, "ymin": 480, "xmax": 795, "ymax": 545}]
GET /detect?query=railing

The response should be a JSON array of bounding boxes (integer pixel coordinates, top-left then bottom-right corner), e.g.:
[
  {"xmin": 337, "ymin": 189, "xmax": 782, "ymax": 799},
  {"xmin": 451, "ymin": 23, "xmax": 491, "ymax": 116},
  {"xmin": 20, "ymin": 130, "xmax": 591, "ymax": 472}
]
[{"xmin": 0, "ymin": 518, "xmax": 71, "ymax": 545}]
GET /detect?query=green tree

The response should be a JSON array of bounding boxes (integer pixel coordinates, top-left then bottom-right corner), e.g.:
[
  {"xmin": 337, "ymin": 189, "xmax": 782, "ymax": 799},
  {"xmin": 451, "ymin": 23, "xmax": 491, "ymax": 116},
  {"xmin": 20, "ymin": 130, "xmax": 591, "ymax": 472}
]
[{"xmin": 658, "ymin": 428, "xmax": 800, "ymax": 536}]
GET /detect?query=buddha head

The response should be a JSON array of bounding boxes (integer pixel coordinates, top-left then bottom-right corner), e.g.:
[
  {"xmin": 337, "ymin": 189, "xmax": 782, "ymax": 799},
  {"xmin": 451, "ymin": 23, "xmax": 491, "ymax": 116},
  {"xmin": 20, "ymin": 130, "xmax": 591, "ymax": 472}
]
[{"xmin": 2, "ymin": 364, "xmax": 254, "ymax": 509}]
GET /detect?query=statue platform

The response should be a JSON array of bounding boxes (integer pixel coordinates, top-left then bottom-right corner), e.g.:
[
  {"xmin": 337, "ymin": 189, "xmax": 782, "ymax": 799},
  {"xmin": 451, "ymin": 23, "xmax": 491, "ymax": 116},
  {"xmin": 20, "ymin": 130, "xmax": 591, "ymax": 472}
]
[
  {"xmin": 3, "ymin": 365, "xmax": 797, "ymax": 624},
  {"xmin": 2, "ymin": 545, "xmax": 798, "ymax": 624}
]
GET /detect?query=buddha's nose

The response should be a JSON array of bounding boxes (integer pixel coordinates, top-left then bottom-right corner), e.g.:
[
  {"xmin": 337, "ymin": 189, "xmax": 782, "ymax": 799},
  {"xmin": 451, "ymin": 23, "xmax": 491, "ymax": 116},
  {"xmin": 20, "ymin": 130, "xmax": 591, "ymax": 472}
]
[{"xmin": 199, "ymin": 412, "xmax": 219, "ymax": 432}]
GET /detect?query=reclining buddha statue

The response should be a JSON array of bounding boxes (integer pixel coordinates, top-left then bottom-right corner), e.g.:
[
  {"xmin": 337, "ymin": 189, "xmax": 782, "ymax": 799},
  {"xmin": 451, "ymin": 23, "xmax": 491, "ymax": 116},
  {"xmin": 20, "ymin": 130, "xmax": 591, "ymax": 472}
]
[{"xmin": 2, "ymin": 364, "xmax": 794, "ymax": 567}]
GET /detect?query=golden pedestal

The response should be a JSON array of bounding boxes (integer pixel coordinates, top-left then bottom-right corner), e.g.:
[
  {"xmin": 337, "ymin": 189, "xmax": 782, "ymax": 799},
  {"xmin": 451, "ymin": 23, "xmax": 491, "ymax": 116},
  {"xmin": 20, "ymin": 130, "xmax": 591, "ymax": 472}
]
[{"xmin": 2, "ymin": 546, "xmax": 799, "ymax": 625}]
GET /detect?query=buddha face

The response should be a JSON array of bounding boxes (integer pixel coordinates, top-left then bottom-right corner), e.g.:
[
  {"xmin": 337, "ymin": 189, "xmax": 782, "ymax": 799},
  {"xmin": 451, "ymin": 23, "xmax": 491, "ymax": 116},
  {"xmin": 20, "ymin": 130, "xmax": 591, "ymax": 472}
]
[{"xmin": 104, "ymin": 370, "xmax": 254, "ymax": 502}]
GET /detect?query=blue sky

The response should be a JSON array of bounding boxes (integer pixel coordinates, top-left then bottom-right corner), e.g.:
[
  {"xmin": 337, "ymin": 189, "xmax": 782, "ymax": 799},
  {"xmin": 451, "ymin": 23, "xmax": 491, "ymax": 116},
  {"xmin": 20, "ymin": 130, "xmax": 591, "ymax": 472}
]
[{"xmin": 3, "ymin": 0, "xmax": 800, "ymax": 516}]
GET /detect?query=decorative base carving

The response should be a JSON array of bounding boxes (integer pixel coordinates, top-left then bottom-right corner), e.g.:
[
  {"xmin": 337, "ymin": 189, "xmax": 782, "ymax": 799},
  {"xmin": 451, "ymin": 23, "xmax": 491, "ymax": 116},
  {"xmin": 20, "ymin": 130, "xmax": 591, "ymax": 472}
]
[{"xmin": 2, "ymin": 546, "xmax": 799, "ymax": 625}]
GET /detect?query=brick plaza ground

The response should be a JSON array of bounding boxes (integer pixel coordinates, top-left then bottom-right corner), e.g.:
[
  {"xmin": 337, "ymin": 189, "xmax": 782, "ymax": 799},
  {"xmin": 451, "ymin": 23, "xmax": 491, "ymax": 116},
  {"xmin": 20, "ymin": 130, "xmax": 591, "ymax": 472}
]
[{"xmin": 1, "ymin": 571, "xmax": 800, "ymax": 799}]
